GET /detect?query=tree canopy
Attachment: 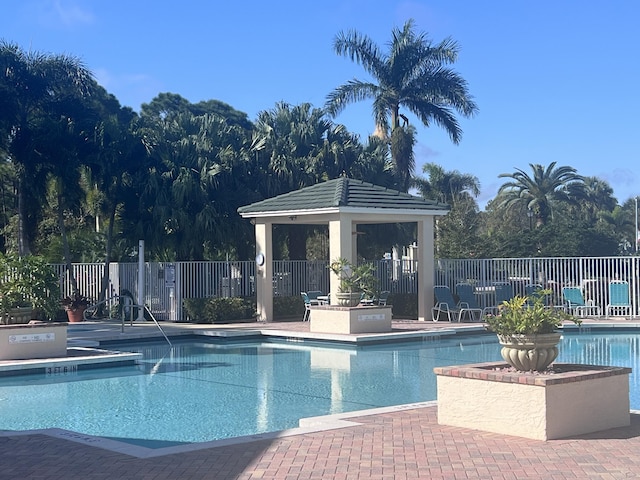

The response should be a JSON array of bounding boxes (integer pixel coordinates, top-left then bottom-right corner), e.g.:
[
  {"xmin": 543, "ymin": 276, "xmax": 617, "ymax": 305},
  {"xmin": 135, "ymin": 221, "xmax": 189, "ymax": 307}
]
[{"xmin": 1, "ymin": 30, "xmax": 637, "ymax": 269}]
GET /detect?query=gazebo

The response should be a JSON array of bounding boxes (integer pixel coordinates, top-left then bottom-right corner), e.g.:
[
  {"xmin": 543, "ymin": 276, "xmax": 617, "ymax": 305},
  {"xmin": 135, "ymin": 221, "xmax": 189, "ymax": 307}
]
[{"xmin": 237, "ymin": 177, "xmax": 450, "ymax": 322}]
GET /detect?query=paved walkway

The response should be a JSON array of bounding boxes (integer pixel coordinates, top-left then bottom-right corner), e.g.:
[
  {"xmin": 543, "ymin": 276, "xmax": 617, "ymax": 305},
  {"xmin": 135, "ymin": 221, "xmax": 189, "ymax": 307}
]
[{"xmin": 2, "ymin": 319, "xmax": 640, "ymax": 479}]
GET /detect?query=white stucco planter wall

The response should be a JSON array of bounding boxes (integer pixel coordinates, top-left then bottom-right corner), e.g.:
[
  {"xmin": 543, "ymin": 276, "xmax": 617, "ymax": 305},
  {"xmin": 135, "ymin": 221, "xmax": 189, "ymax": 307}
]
[
  {"xmin": 0, "ymin": 322, "xmax": 68, "ymax": 360},
  {"xmin": 310, "ymin": 305, "xmax": 392, "ymax": 334},
  {"xmin": 434, "ymin": 361, "xmax": 631, "ymax": 441}
]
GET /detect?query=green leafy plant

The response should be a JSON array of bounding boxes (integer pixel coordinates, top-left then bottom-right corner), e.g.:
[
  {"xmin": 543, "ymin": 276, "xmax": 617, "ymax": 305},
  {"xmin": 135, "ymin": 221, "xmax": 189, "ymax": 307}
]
[
  {"xmin": 328, "ymin": 258, "xmax": 377, "ymax": 296},
  {"xmin": 183, "ymin": 297, "xmax": 257, "ymax": 324},
  {"xmin": 485, "ymin": 289, "xmax": 581, "ymax": 336},
  {"xmin": 0, "ymin": 253, "xmax": 60, "ymax": 320},
  {"xmin": 61, "ymin": 292, "xmax": 91, "ymax": 312}
]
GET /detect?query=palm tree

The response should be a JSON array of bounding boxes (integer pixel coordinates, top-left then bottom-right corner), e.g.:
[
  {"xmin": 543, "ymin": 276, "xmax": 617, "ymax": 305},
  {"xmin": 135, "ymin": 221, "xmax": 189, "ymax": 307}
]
[
  {"xmin": 570, "ymin": 176, "xmax": 617, "ymax": 222},
  {"xmin": 0, "ymin": 41, "xmax": 94, "ymax": 256},
  {"xmin": 413, "ymin": 163, "xmax": 481, "ymax": 257},
  {"xmin": 254, "ymin": 102, "xmax": 330, "ymax": 197},
  {"xmin": 497, "ymin": 162, "xmax": 585, "ymax": 227},
  {"xmin": 325, "ymin": 19, "xmax": 478, "ymax": 191},
  {"xmin": 413, "ymin": 162, "xmax": 480, "ymax": 206},
  {"xmin": 136, "ymin": 111, "xmax": 256, "ymax": 260}
]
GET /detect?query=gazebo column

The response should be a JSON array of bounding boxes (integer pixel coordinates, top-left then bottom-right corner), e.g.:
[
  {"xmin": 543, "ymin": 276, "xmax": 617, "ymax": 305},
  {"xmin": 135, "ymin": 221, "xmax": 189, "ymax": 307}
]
[
  {"xmin": 328, "ymin": 216, "xmax": 354, "ymax": 305},
  {"xmin": 417, "ymin": 218, "xmax": 435, "ymax": 322},
  {"xmin": 255, "ymin": 221, "xmax": 273, "ymax": 322}
]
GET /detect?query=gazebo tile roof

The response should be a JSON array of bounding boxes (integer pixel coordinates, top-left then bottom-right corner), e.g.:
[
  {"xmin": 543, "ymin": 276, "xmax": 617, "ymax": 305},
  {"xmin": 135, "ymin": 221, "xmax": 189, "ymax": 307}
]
[{"xmin": 238, "ymin": 177, "xmax": 448, "ymax": 214}]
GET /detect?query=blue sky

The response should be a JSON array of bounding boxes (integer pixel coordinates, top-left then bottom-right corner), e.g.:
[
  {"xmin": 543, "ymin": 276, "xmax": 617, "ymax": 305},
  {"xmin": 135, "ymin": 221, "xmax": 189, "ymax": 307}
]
[{"xmin": 2, "ymin": 0, "xmax": 639, "ymax": 209}]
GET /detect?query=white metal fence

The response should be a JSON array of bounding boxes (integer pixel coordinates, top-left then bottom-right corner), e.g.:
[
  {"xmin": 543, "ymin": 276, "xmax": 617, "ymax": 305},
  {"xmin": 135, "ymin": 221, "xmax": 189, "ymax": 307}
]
[{"xmin": 53, "ymin": 256, "xmax": 640, "ymax": 321}]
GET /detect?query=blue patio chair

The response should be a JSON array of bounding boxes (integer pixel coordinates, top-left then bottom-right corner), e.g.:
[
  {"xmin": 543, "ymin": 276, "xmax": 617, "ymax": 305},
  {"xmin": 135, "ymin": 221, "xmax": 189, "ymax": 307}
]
[
  {"xmin": 301, "ymin": 292, "xmax": 320, "ymax": 321},
  {"xmin": 525, "ymin": 283, "xmax": 544, "ymax": 299},
  {"xmin": 606, "ymin": 281, "xmax": 632, "ymax": 318},
  {"xmin": 524, "ymin": 283, "xmax": 554, "ymax": 308},
  {"xmin": 306, "ymin": 290, "xmax": 328, "ymax": 305},
  {"xmin": 455, "ymin": 283, "xmax": 484, "ymax": 321},
  {"xmin": 376, "ymin": 291, "xmax": 390, "ymax": 306},
  {"xmin": 562, "ymin": 286, "xmax": 601, "ymax": 317},
  {"xmin": 525, "ymin": 283, "xmax": 541, "ymax": 295},
  {"xmin": 495, "ymin": 282, "xmax": 514, "ymax": 304},
  {"xmin": 306, "ymin": 290, "xmax": 323, "ymax": 301},
  {"xmin": 483, "ymin": 282, "xmax": 514, "ymax": 316},
  {"xmin": 432, "ymin": 285, "xmax": 478, "ymax": 322}
]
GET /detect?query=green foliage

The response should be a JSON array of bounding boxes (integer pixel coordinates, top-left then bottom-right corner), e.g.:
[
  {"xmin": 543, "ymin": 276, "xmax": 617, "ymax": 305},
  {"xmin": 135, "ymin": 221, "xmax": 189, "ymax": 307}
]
[
  {"xmin": 496, "ymin": 162, "xmax": 585, "ymax": 227},
  {"xmin": 329, "ymin": 258, "xmax": 377, "ymax": 295},
  {"xmin": 0, "ymin": 253, "xmax": 60, "ymax": 319},
  {"xmin": 477, "ymin": 197, "xmax": 621, "ymax": 258},
  {"xmin": 60, "ymin": 292, "xmax": 90, "ymax": 312},
  {"xmin": 273, "ymin": 296, "xmax": 305, "ymax": 319},
  {"xmin": 386, "ymin": 293, "xmax": 414, "ymax": 319},
  {"xmin": 182, "ymin": 298, "xmax": 207, "ymax": 322},
  {"xmin": 2, "ymin": 41, "xmax": 634, "ymax": 264},
  {"xmin": 183, "ymin": 297, "xmax": 257, "ymax": 323},
  {"xmin": 485, "ymin": 290, "xmax": 580, "ymax": 336}
]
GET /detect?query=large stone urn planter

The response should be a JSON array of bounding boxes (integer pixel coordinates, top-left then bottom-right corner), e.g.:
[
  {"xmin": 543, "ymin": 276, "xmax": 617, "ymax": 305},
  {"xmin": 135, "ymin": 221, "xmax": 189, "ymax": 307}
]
[
  {"xmin": 498, "ymin": 332, "xmax": 561, "ymax": 372},
  {"xmin": 334, "ymin": 292, "xmax": 362, "ymax": 307}
]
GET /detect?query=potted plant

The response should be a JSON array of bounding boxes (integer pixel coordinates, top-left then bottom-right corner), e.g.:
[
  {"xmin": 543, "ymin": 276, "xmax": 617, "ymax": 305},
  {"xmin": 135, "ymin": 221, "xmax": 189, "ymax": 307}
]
[
  {"xmin": 0, "ymin": 253, "xmax": 60, "ymax": 324},
  {"xmin": 61, "ymin": 291, "xmax": 91, "ymax": 323},
  {"xmin": 484, "ymin": 289, "xmax": 581, "ymax": 372},
  {"xmin": 328, "ymin": 257, "xmax": 377, "ymax": 306}
]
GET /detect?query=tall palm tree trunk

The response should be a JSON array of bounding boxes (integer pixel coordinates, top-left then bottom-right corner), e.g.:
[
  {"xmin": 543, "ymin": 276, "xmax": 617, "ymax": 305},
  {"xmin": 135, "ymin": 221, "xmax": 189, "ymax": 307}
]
[
  {"xmin": 16, "ymin": 174, "xmax": 31, "ymax": 257},
  {"xmin": 96, "ymin": 194, "xmax": 119, "ymax": 316},
  {"xmin": 56, "ymin": 189, "xmax": 78, "ymax": 295}
]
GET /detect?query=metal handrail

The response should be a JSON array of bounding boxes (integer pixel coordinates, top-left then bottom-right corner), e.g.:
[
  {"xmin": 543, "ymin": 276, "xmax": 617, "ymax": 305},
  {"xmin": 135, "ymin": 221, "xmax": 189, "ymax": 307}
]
[
  {"xmin": 83, "ymin": 294, "xmax": 121, "ymax": 321},
  {"xmin": 85, "ymin": 294, "xmax": 172, "ymax": 346},
  {"xmin": 122, "ymin": 302, "xmax": 172, "ymax": 347}
]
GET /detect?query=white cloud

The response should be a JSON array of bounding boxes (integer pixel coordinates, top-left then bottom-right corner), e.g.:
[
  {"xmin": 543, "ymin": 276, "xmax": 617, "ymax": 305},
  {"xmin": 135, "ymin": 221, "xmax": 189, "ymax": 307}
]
[{"xmin": 35, "ymin": 0, "xmax": 94, "ymax": 28}]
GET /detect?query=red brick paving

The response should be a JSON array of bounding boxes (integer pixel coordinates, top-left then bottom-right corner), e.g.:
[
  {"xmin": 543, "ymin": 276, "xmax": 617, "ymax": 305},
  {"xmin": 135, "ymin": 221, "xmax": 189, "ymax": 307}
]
[
  {"xmin": 2, "ymin": 405, "xmax": 640, "ymax": 479},
  {"xmin": 2, "ymin": 319, "xmax": 640, "ymax": 479}
]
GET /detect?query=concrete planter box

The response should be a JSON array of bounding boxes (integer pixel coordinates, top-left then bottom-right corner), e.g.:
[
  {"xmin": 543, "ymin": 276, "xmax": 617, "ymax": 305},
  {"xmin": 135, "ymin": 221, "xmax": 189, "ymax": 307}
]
[
  {"xmin": 310, "ymin": 305, "xmax": 392, "ymax": 334},
  {"xmin": 434, "ymin": 361, "xmax": 631, "ymax": 440},
  {"xmin": 0, "ymin": 322, "xmax": 67, "ymax": 360}
]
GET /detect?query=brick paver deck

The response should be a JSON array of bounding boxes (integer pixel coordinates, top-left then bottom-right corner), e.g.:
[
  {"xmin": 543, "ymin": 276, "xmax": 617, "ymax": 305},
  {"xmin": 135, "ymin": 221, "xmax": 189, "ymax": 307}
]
[{"xmin": 1, "ymin": 319, "xmax": 639, "ymax": 479}]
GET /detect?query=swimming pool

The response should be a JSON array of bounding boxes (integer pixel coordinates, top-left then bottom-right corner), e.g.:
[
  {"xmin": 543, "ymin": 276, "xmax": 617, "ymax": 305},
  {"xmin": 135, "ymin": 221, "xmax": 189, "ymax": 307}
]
[{"xmin": 0, "ymin": 331, "xmax": 638, "ymax": 447}]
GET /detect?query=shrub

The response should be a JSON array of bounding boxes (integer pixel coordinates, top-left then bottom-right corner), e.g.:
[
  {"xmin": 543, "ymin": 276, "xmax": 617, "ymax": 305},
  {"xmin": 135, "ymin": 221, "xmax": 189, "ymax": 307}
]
[
  {"xmin": 387, "ymin": 293, "xmax": 415, "ymax": 319},
  {"xmin": 0, "ymin": 253, "xmax": 60, "ymax": 320},
  {"xmin": 273, "ymin": 295, "xmax": 305, "ymax": 319},
  {"xmin": 184, "ymin": 296, "xmax": 312, "ymax": 323},
  {"xmin": 183, "ymin": 297, "xmax": 257, "ymax": 323},
  {"xmin": 484, "ymin": 290, "xmax": 580, "ymax": 336}
]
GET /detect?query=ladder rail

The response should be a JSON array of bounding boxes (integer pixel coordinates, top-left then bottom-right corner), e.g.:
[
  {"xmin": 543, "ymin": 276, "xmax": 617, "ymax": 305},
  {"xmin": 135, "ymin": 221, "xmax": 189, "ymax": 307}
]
[{"xmin": 121, "ymin": 302, "xmax": 172, "ymax": 347}]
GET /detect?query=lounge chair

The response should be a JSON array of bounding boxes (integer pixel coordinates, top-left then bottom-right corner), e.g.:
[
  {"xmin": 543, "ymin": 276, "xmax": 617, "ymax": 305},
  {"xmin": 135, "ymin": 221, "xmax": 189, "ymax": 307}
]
[
  {"xmin": 301, "ymin": 292, "xmax": 320, "ymax": 321},
  {"xmin": 306, "ymin": 290, "xmax": 322, "ymax": 299},
  {"xmin": 376, "ymin": 291, "xmax": 390, "ymax": 306},
  {"xmin": 361, "ymin": 291, "xmax": 389, "ymax": 306},
  {"xmin": 455, "ymin": 283, "xmax": 484, "ymax": 321},
  {"xmin": 562, "ymin": 286, "xmax": 601, "ymax": 317},
  {"xmin": 606, "ymin": 280, "xmax": 632, "ymax": 318},
  {"xmin": 481, "ymin": 282, "xmax": 515, "ymax": 316},
  {"xmin": 525, "ymin": 283, "xmax": 556, "ymax": 308},
  {"xmin": 306, "ymin": 290, "xmax": 327, "ymax": 304},
  {"xmin": 432, "ymin": 285, "xmax": 480, "ymax": 322}
]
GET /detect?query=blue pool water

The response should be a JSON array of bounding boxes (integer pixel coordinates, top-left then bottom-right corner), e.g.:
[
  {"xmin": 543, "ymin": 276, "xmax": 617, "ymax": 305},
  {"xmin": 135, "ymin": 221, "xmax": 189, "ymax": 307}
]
[{"xmin": 0, "ymin": 331, "xmax": 639, "ymax": 447}]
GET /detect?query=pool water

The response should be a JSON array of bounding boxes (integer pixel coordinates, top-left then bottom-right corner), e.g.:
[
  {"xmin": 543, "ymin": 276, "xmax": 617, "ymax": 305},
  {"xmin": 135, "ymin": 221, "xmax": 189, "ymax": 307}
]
[{"xmin": 0, "ymin": 331, "xmax": 639, "ymax": 447}]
